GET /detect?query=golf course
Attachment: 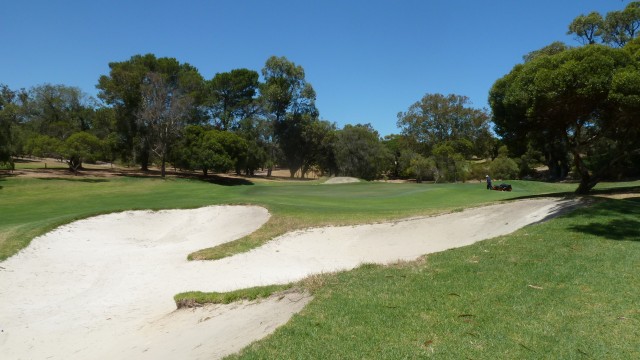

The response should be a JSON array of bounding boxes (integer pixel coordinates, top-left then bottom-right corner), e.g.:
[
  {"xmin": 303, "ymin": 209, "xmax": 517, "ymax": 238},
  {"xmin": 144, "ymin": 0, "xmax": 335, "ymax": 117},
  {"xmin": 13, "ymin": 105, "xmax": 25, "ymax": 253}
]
[{"xmin": 1, "ymin": 168, "xmax": 638, "ymax": 359}]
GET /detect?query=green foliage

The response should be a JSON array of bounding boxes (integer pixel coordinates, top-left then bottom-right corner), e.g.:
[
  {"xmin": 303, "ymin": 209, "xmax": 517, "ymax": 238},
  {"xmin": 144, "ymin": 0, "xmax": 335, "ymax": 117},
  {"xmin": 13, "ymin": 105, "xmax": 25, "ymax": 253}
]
[
  {"xmin": 334, "ymin": 124, "xmax": 391, "ymax": 181},
  {"xmin": 381, "ymin": 134, "xmax": 411, "ymax": 178},
  {"xmin": 206, "ymin": 68, "xmax": 260, "ymax": 131},
  {"xmin": 568, "ymin": 12, "xmax": 604, "ymax": 45},
  {"xmin": 469, "ymin": 161, "xmax": 489, "ymax": 182},
  {"xmin": 409, "ymin": 154, "xmax": 436, "ymax": 183},
  {"xmin": 24, "ymin": 135, "xmax": 64, "ymax": 159},
  {"xmin": 173, "ymin": 125, "xmax": 247, "ymax": 176},
  {"xmin": 567, "ymin": 1, "xmax": 640, "ymax": 47},
  {"xmin": 490, "ymin": 44, "xmax": 640, "ymax": 193},
  {"xmin": 275, "ymin": 113, "xmax": 314, "ymax": 177},
  {"xmin": 174, "ymin": 284, "xmax": 294, "ymax": 308},
  {"xmin": 396, "ymin": 93, "xmax": 493, "ymax": 160},
  {"xmin": 517, "ymin": 145, "xmax": 544, "ymax": 178},
  {"xmin": 432, "ymin": 142, "xmax": 469, "ymax": 182},
  {"xmin": 97, "ymin": 54, "xmax": 205, "ymax": 169},
  {"xmin": 0, "ymin": 84, "xmax": 21, "ymax": 165},
  {"xmin": 261, "ymin": 56, "xmax": 317, "ymax": 122},
  {"xmin": 22, "ymin": 84, "xmax": 95, "ymax": 139},
  {"xmin": 137, "ymin": 72, "xmax": 194, "ymax": 177},
  {"xmin": 235, "ymin": 116, "xmax": 273, "ymax": 175},
  {"xmin": 489, "ymin": 156, "xmax": 519, "ymax": 180},
  {"xmin": 260, "ymin": 56, "xmax": 321, "ymax": 178},
  {"xmin": 63, "ymin": 132, "xmax": 102, "ymax": 172}
]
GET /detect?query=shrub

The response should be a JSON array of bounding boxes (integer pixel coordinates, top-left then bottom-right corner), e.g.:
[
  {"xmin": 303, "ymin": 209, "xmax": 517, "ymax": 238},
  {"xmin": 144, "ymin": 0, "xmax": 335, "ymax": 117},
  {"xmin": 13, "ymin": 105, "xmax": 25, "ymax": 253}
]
[{"xmin": 489, "ymin": 156, "xmax": 519, "ymax": 180}]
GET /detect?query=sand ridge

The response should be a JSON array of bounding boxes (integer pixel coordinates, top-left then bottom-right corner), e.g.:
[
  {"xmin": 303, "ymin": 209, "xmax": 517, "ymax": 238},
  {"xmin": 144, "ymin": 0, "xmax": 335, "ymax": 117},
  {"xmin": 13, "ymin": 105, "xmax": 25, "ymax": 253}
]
[{"xmin": 0, "ymin": 198, "xmax": 580, "ymax": 359}]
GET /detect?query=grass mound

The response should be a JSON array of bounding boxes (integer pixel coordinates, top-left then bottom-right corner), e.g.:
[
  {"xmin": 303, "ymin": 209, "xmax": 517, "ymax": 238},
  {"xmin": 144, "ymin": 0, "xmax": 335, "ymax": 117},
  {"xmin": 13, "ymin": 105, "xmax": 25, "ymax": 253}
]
[{"xmin": 174, "ymin": 284, "xmax": 296, "ymax": 309}]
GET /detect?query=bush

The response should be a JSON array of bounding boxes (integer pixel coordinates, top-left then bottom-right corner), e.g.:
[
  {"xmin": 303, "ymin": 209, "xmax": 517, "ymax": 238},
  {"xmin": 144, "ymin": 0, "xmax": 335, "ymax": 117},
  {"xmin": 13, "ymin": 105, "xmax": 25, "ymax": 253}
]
[
  {"xmin": 489, "ymin": 156, "xmax": 519, "ymax": 180},
  {"xmin": 469, "ymin": 162, "xmax": 490, "ymax": 181}
]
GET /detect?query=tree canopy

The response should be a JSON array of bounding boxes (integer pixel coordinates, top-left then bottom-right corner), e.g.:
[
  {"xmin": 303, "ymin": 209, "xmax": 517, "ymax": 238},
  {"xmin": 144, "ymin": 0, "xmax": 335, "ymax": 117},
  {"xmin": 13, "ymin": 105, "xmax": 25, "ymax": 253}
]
[
  {"xmin": 96, "ymin": 54, "xmax": 204, "ymax": 169},
  {"xmin": 490, "ymin": 43, "xmax": 640, "ymax": 193},
  {"xmin": 568, "ymin": 2, "xmax": 640, "ymax": 47}
]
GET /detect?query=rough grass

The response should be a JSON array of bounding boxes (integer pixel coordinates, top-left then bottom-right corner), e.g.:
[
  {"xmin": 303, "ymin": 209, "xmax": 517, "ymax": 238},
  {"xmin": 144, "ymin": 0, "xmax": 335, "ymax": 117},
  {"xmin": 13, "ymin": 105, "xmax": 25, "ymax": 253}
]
[{"xmin": 227, "ymin": 197, "xmax": 640, "ymax": 359}]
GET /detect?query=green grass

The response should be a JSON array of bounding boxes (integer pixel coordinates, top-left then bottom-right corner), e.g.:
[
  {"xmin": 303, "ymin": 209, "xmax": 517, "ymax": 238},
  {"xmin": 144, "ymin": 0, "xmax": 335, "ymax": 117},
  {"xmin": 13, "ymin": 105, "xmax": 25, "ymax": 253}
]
[
  {"xmin": 174, "ymin": 284, "xmax": 295, "ymax": 309},
  {"xmin": 228, "ymin": 197, "xmax": 640, "ymax": 359}
]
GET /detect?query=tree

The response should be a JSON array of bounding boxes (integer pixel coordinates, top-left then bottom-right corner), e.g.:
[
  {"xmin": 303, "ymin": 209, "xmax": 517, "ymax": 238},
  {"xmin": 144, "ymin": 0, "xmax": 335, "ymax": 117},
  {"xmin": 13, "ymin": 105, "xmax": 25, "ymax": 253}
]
[
  {"xmin": 63, "ymin": 132, "xmax": 102, "ymax": 174},
  {"xmin": 382, "ymin": 134, "xmax": 408, "ymax": 178},
  {"xmin": 137, "ymin": 72, "xmax": 193, "ymax": 177},
  {"xmin": 206, "ymin": 69, "xmax": 260, "ymax": 131},
  {"xmin": 602, "ymin": 2, "xmax": 640, "ymax": 47},
  {"xmin": 489, "ymin": 147, "xmax": 519, "ymax": 180},
  {"xmin": 568, "ymin": 12, "xmax": 604, "ymax": 45},
  {"xmin": 334, "ymin": 124, "xmax": 391, "ymax": 181},
  {"xmin": 523, "ymin": 41, "xmax": 570, "ymax": 63},
  {"xmin": 97, "ymin": 54, "xmax": 204, "ymax": 170},
  {"xmin": 410, "ymin": 154, "xmax": 436, "ymax": 183},
  {"xmin": 0, "ymin": 84, "xmax": 23, "ymax": 167},
  {"xmin": 261, "ymin": 56, "xmax": 317, "ymax": 123},
  {"xmin": 307, "ymin": 120, "xmax": 338, "ymax": 177},
  {"xmin": 20, "ymin": 84, "xmax": 96, "ymax": 141},
  {"xmin": 173, "ymin": 125, "xmax": 247, "ymax": 176},
  {"xmin": 432, "ymin": 142, "xmax": 469, "ymax": 182},
  {"xmin": 489, "ymin": 44, "xmax": 640, "ymax": 193},
  {"xmin": 396, "ymin": 93, "xmax": 492, "ymax": 159},
  {"xmin": 568, "ymin": 2, "xmax": 640, "ymax": 47},
  {"xmin": 260, "ymin": 56, "xmax": 318, "ymax": 177},
  {"xmin": 24, "ymin": 135, "xmax": 63, "ymax": 160},
  {"xmin": 235, "ymin": 116, "xmax": 272, "ymax": 176}
]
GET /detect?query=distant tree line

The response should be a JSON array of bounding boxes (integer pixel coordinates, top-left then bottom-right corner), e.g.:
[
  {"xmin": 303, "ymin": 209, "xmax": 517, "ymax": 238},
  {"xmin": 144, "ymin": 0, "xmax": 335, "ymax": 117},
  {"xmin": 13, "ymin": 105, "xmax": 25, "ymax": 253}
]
[
  {"xmin": 2, "ymin": 2, "xmax": 639, "ymax": 193},
  {"xmin": 0, "ymin": 54, "xmax": 500, "ymax": 182}
]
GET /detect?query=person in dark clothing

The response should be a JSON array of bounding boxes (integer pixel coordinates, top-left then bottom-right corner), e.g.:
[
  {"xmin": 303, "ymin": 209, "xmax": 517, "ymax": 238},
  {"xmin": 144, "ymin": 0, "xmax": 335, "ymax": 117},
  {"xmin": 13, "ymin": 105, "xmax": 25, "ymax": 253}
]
[{"xmin": 486, "ymin": 175, "xmax": 492, "ymax": 190}]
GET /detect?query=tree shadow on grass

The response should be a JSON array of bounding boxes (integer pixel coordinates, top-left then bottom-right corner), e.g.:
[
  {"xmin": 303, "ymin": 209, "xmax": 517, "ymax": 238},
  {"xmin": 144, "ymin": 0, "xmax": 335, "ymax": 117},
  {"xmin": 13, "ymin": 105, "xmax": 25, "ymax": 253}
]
[
  {"xmin": 197, "ymin": 174, "xmax": 254, "ymax": 186},
  {"xmin": 36, "ymin": 177, "xmax": 110, "ymax": 183},
  {"xmin": 114, "ymin": 170, "xmax": 255, "ymax": 186},
  {"xmin": 570, "ymin": 219, "xmax": 640, "ymax": 241},
  {"xmin": 566, "ymin": 197, "xmax": 640, "ymax": 242},
  {"xmin": 506, "ymin": 184, "xmax": 640, "ymax": 202}
]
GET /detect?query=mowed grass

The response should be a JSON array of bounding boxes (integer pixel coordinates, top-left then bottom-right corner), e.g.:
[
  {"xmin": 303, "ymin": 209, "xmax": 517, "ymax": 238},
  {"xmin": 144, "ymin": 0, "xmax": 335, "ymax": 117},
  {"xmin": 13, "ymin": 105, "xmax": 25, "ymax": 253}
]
[
  {"xmin": 0, "ymin": 175, "xmax": 576, "ymax": 261},
  {"xmin": 229, "ymin": 197, "xmax": 640, "ymax": 359}
]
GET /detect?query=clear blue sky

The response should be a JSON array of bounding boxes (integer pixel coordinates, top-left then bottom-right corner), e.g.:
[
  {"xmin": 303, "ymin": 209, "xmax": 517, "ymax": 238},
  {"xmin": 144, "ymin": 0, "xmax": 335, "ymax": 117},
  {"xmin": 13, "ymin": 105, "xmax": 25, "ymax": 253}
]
[{"xmin": 1, "ymin": 0, "xmax": 630, "ymax": 136}]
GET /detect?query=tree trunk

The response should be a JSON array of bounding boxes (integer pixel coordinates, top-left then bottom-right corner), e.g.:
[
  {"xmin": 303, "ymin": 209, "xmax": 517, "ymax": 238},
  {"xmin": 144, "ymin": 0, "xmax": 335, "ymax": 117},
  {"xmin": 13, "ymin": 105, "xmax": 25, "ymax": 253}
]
[
  {"xmin": 160, "ymin": 154, "xmax": 166, "ymax": 178},
  {"xmin": 572, "ymin": 150, "xmax": 595, "ymax": 194},
  {"xmin": 139, "ymin": 145, "xmax": 150, "ymax": 171}
]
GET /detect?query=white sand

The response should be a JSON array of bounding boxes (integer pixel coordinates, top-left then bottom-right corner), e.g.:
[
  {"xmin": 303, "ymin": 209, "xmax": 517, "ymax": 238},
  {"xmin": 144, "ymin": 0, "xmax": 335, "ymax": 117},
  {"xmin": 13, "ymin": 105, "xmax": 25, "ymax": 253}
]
[
  {"xmin": 323, "ymin": 176, "xmax": 360, "ymax": 184},
  {"xmin": 0, "ymin": 198, "xmax": 579, "ymax": 359}
]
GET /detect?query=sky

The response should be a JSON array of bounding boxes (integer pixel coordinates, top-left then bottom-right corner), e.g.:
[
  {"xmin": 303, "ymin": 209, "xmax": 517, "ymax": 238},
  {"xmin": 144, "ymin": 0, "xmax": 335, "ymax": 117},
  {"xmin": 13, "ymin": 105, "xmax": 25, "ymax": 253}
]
[{"xmin": 1, "ymin": 0, "xmax": 631, "ymax": 136}]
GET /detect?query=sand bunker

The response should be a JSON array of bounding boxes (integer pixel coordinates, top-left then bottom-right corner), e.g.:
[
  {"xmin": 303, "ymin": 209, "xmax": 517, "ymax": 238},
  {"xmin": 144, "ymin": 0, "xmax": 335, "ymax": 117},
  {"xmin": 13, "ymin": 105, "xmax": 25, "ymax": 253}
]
[
  {"xmin": 0, "ymin": 198, "xmax": 579, "ymax": 359},
  {"xmin": 323, "ymin": 176, "xmax": 360, "ymax": 184}
]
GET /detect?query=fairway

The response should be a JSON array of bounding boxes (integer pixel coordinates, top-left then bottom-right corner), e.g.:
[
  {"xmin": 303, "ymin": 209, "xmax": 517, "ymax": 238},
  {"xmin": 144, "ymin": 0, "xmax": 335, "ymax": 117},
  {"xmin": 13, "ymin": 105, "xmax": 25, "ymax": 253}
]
[{"xmin": 0, "ymin": 176, "xmax": 573, "ymax": 261}]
